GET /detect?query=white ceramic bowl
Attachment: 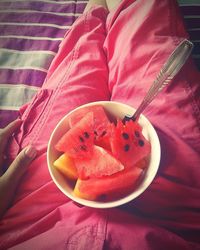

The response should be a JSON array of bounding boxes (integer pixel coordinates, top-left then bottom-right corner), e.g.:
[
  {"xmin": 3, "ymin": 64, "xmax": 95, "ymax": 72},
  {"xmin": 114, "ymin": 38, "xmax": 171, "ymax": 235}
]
[{"xmin": 47, "ymin": 101, "xmax": 160, "ymax": 209}]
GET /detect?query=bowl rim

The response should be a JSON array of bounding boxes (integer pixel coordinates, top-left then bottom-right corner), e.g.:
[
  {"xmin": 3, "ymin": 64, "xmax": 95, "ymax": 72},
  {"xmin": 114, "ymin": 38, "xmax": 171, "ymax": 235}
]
[{"xmin": 47, "ymin": 101, "xmax": 161, "ymax": 209}]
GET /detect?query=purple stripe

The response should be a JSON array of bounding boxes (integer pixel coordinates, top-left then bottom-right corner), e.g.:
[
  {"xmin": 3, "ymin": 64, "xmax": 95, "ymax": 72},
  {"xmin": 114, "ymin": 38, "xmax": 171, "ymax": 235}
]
[
  {"xmin": 0, "ymin": 0, "xmax": 87, "ymax": 129},
  {"xmin": 188, "ymin": 30, "xmax": 200, "ymax": 40},
  {"xmin": 192, "ymin": 42, "xmax": 200, "ymax": 54},
  {"xmin": 180, "ymin": 6, "xmax": 200, "ymax": 16},
  {"xmin": 0, "ymin": 69, "xmax": 46, "ymax": 87},
  {"xmin": 0, "ymin": 25, "xmax": 68, "ymax": 38},
  {"xmin": 0, "ymin": 1, "xmax": 84, "ymax": 13},
  {"xmin": 184, "ymin": 18, "xmax": 200, "ymax": 29},
  {"xmin": 75, "ymin": 3, "xmax": 87, "ymax": 13},
  {"xmin": 193, "ymin": 58, "xmax": 200, "ymax": 70},
  {"xmin": 0, "ymin": 13, "xmax": 73, "ymax": 26},
  {"xmin": 0, "ymin": 109, "xmax": 19, "ymax": 128},
  {"xmin": 0, "ymin": 37, "xmax": 61, "ymax": 52}
]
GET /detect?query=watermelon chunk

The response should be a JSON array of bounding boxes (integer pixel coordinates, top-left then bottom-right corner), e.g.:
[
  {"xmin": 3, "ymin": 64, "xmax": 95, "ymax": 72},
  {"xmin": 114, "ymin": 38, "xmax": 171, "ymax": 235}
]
[
  {"xmin": 55, "ymin": 112, "xmax": 94, "ymax": 159},
  {"xmin": 110, "ymin": 120, "xmax": 151, "ymax": 168},
  {"xmin": 53, "ymin": 153, "xmax": 78, "ymax": 180},
  {"xmin": 94, "ymin": 122, "xmax": 113, "ymax": 152},
  {"xmin": 74, "ymin": 145, "xmax": 124, "ymax": 179},
  {"xmin": 73, "ymin": 167, "xmax": 143, "ymax": 201},
  {"xmin": 54, "ymin": 105, "xmax": 151, "ymax": 202},
  {"xmin": 69, "ymin": 105, "xmax": 111, "ymax": 134},
  {"xmin": 69, "ymin": 105, "xmax": 112, "ymax": 150}
]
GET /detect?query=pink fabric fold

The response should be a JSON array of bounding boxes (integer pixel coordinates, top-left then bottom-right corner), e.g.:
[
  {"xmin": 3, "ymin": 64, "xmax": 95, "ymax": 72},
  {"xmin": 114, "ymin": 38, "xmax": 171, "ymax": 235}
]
[{"xmin": 1, "ymin": 1, "xmax": 200, "ymax": 249}]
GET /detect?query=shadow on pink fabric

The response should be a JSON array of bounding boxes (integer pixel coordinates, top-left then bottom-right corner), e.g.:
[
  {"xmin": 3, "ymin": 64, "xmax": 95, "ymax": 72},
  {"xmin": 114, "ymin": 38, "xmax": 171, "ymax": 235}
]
[{"xmin": 0, "ymin": 0, "xmax": 200, "ymax": 249}]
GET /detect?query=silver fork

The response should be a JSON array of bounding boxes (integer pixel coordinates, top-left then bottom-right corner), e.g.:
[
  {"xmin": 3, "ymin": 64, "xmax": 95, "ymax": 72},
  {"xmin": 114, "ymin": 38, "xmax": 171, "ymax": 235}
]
[{"xmin": 123, "ymin": 39, "xmax": 193, "ymax": 122}]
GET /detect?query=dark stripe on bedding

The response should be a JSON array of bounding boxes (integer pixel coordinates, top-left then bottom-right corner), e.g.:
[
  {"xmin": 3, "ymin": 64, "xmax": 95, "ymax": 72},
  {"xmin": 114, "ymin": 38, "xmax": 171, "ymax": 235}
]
[
  {"xmin": 0, "ymin": 12, "xmax": 76, "ymax": 26},
  {"xmin": 187, "ymin": 29, "xmax": 200, "ymax": 40},
  {"xmin": 0, "ymin": 1, "xmax": 86, "ymax": 13},
  {"xmin": 0, "ymin": 109, "xmax": 19, "ymax": 127},
  {"xmin": 0, "ymin": 0, "xmax": 87, "ymax": 126},
  {"xmin": 180, "ymin": 6, "xmax": 200, "ymax": 15},
  {"xmin": 178, "ymin": 2, "xmax": 200, "ymax": 70},
  {"xmin": 75, "ymin": 2, "xmax": 87, "ymax": 13},
  {"xmin": 183, "ymin": 17, "xmax": 200, "ymax": 29},
  {"xmin": 0, "ymin": 37, "xmax": 61, "ymax": 52},
  {"xmin": 0, "ymin": 69, "xmax": 47, "ymax": 88},
  {"xmin": 192, "ymin": 41, "xmax": 200, "ymax": 54},
  {"xmin": 0, "ymin": 25, "xmax": 69, "ymax": 38}
]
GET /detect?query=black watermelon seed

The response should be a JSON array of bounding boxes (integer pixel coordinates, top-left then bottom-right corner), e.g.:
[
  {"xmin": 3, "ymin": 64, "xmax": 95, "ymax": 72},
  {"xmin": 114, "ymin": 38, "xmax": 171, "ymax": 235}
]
[
  {"xmin": 80, "ymin": 145, "xmax": 87, "ymax": 151},
  {"xmin": 94, "ymin": 130, "xmax": 98, "ymax": 136},
  {"xmin": 124, "ymin": 144, "xmax": 130, "ymax": 152},
  {"xmin": 98, "ymin": 194, "xmax": 107, "ymax": 201},
  {"xmin": 135, "ymin": 131, "xmax": 140, "ymax": 137},
  {"xmin": 79, "ymin": 136, "xmax": 84, "ymax": 142},
  {"xmin": 84, "ymin": 132, "xmax": 90, "ymax": 138},
  {"xmin": 138, "ymin": 139, "xmax": 144, "ymax": 147},
  {"xmin": 122, "ymin": 132, "xmax": 129, "ymax": 140},
  {"xmin": 101, "ymin": 131, "xmax": 107, "ymax": 137}
]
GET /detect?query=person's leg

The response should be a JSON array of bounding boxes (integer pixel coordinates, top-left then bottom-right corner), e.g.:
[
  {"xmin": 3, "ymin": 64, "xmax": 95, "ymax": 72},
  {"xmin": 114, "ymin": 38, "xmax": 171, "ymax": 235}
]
[
  {"xmin": 104, "ymin": 0, "xmax": 200, "ymax": 247},
  {"xmin": 84, "ymin": 0, "xmax": 107, "ymax": 13},
  {"xmin": 106, "ymin": 0, "xmax": 122, "ymax": 11},
  {"xmin": 83, "ymin": 0, "xmax": 122, "ymax": 13},
  {"xmin": 0, "ymin": 5, "xmax": 111, "ymax": 249},
  {"xmin": 8, "ymin": 4, "xmax": 110, "ymax": 157}
]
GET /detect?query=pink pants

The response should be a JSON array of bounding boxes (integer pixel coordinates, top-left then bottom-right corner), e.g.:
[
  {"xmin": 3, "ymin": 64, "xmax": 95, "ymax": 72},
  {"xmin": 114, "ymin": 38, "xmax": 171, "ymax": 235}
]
[{"xmin": 1, "ymin": 0, "xmax": 200, "ymax": 249}]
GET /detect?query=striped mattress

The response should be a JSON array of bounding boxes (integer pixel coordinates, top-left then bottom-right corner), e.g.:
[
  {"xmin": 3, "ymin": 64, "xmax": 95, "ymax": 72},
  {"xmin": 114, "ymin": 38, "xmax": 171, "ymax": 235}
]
[{"xmin": 0, "ymin": 0, "xmax": 199, "ymax": 128}]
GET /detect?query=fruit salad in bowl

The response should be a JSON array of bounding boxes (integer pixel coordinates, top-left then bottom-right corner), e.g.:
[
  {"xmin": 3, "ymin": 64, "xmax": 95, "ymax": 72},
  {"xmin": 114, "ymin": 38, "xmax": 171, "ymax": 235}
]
[{"xmin": 47, "ymin": 101, "xmax": 160, "ymax": 208}]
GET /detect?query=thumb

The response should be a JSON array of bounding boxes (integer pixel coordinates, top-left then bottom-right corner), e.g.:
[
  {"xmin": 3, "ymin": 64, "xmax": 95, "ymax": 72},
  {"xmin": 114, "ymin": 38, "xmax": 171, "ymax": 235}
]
[
  {"xmin": 0, "ymin": 146, "xmax": 37, "ymax": 218},
  {"xmin": 5, "ymin": 146, "xmax": 37, "ymax": 181}
]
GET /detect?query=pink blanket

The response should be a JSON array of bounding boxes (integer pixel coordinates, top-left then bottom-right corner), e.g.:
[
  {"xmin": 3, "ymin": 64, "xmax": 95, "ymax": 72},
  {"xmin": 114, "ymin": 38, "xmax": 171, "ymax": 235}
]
[{"xmin": 1, "ymin": 0, "xmax": 200, "ymax": 249}]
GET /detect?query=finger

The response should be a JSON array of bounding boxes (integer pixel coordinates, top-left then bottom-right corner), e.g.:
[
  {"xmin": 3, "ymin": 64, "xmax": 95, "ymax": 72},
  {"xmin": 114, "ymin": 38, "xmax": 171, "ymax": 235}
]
[
  {"xmin": 3, "ymin": 145, "xmax": 37, "ymax": 182},
  {"xmin": 0, "ymin": 119, "xmax": 23, "ymax": 172},
  {"xmin": 0, "ymin": 119, "xmax": 22, "ymax": 153},
  {"xmin": 0, "ymin": 119, "xmax": 22, "ymax": 141},
  {"xmin": 0, "ymin": 145, "xmax": 37, "ymax": 218}
]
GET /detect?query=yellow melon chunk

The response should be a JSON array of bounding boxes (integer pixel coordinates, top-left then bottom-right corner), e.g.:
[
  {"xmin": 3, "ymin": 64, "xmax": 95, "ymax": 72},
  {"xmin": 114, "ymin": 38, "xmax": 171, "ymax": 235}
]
[
  {"xmin": 53, "ymin": 153, "xmax": 78, "ymax": 180},
  {"xmin": 73, "ymin": 178, "xmax": 97, "ymax": 200}
]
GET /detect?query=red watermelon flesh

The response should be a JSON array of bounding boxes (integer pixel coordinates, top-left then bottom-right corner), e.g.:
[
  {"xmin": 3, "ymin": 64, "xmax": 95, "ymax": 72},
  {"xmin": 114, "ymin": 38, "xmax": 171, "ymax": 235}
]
[
  {"xmin": 55, "ymin": 112, "xmax": 94, "ymax": 159},
  {"xmin": 94, "ymin": 122, "xmax": 114, "ymax": 152},
  {"xmin": 74, "ymin": 145, "xmax": 124, "ymax": 179},
  {"xmin": 74, "ymin": 166, "xmax": 143, "ymax": 201},
  {"xmin": 69, "ymin": 105, "xmax": 112, "ymax": 149},
  {"xmin": 54, "ymin": 105, "xmax": 151, "ymax": 201},
  {"xmin": 110, "ymin": 119, "xmax": 151, "ymax": 169}
]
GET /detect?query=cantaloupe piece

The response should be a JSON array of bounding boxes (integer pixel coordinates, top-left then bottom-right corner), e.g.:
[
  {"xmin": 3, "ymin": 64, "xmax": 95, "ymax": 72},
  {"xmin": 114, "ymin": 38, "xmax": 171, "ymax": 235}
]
[{"xmin": 53, "ymin": 153, "xmax": 78, "ymax": 180}]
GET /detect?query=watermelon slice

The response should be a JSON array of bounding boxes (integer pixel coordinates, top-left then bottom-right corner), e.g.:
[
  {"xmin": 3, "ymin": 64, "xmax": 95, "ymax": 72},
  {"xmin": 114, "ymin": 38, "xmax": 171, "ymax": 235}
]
[
  {"xmin": 69, "ymin": 105, "xmax": 111, "ymax": 134},
  {"xmin": 94, "ymin": 122, "xmax": 113, "ymax": 152},
  {"xmin": 73, "ymin": 166, "xmax": 143, "ymax": 201},
  {"xmin": 74, "ymin": 145, "xmax": 124, "ymax": 179},
  {"xmin": 69, "ymin": 105, "xmax": 113, "ymax": 151},
  {"xmin": 54, "ymin": 105, "xmax": 151, "ymax": 202},
  {"xmin": 55, "ymin": 112, "xmax": 94, "ymax": 159},
  {"xmin": 110, "ymin": 119, "xmax": 151, "ymax": 168}
]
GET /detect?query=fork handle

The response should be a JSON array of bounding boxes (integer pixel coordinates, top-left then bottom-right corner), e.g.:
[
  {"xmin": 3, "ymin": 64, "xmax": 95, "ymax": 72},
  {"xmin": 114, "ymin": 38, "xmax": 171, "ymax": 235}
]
[{"xmin": 131, "ymin": 39, "xmax": 193, "ymax": 121}]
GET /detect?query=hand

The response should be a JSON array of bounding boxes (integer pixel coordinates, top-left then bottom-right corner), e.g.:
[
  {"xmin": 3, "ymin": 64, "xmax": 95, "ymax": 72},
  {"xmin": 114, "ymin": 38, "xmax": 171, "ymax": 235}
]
[{"xmin": 0, "ymin": 119, "xmax": 37, "ymax": 219}]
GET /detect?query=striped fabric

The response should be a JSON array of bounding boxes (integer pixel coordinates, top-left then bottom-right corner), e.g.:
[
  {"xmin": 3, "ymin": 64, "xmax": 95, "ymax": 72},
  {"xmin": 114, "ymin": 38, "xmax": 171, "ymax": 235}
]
[
  {"xmin": 0, "ymin": 0, "xmax": 199, "ymax": 128},
  {"xmin": 178, "ymin": 0, "xmax": 200, "ymax": 70},
  {"xmin": 0, "ymin": 0, "xmax": 87, "ymax": 127}
]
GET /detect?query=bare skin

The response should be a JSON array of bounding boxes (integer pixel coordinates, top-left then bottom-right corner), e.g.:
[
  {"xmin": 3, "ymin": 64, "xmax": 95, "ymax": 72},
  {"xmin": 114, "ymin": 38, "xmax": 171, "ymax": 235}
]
[
  {"xmin": 84, "ymin": 0, "xmax": 108, "ymax": 13},
  {"xmin": 106, "ymin": 0, "xmax": 122, "ymax": 11},
  {"xmin": 0, "ymin": 0, "xmax": 123, "ymax": 220},
  {"xmin": 0, "ymin": 119, "xmax": 37, "ymax": 219},
  {"xmin": 84, "ymin": 0, "xmax": 122, "ymax": 13}
]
